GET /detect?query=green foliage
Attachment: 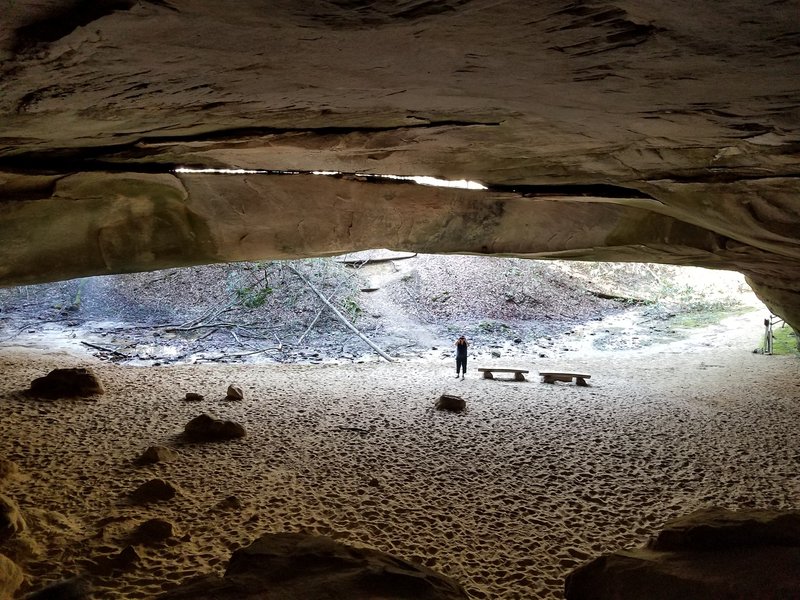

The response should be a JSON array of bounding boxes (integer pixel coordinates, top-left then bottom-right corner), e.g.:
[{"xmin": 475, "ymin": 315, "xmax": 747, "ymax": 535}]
[
  {"xmin": 234, "ymin": 285, "xmax": 272, "ymax": 309},
  {"xmin": 670, "ymin": 306, "xmax": 752, "ymax": 329},
  {"xmin": 342, "ymin": 296, "xmax": 362, "ymax": 320},
  {"xmin": 72, "ymin": 279, "xmax": 87, "ymax": 309},
  {"xmin": 478, "ymin": 320, "xmax": 509, "ymax": 333},
  {"xmin": 770, "ymin": 325, "xmax": 799, "ymax": 355}
]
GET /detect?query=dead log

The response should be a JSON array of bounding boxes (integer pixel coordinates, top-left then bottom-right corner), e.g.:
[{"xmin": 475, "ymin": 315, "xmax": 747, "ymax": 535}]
[
  {"xmin": 81, "ymin": 341, "xmax": 130, "ymax": 358},
  {"xmin": 288, "ymin": 265, "xmax": 393, "ymax": 362}
]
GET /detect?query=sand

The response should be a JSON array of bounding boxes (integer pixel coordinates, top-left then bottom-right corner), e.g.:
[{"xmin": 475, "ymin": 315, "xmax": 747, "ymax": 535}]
[{"xmin": 1, "ymin": 310, "xmax": 799, "ymax": 599}]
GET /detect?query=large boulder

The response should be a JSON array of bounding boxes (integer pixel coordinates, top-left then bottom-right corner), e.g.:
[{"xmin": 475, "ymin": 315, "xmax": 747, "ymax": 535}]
[
  {"xmin": 565, "ymin": 508, "xmax": 800, "ymax": 599},
  {"xmin": 27, "ymin": 368, "xmax": 104, "ymax": 399},
  {"xmin": 0, "ymin": 553, "xmax": 23, "ymax": 600},
  {"xmin": 158, "ymin": 532, "xmax": 468, "ymax": 599}
]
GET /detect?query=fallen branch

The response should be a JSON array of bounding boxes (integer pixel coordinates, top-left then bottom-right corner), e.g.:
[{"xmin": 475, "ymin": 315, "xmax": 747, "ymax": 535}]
[
  {"xmin": 296, "ymin": 279, "xmax": 347, "ymax": 346},
  {"xmin": 81, "ymin": 341, "xmax": 130, "ymax": 358},
  {"xmin": 224, "ymin": 346, "xmax": 283, "ymax": 358},
  {"xmin": 289, "ymin": 265, "xmax": 393, "ymax": 362},
  {"xmin": 586, "ymin": 290, "xmax": 649, "ymax": 304},
  {"xmin": 164, "ymin": 321, "xmax": 238, "ymax": 332},
  {"xmin": 333, "ymin": 426, "xmax": 374, "ymax": 434}
]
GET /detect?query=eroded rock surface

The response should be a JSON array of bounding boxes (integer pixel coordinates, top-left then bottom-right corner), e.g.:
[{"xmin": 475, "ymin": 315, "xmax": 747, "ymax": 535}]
[
  {"xmin": 0, "ymin": 2, "xmax": 798, "ymax": 328},
  {"xmin": 565, "ymin": 508, "xmax": 800, "ymax": 599},
  {"xmin": 158, "ymin": 532, "xmax": 468, "ymax": 599},
  {"xmin": 0, "ymin": 553, "xmax": 23, "ymax": 600}
]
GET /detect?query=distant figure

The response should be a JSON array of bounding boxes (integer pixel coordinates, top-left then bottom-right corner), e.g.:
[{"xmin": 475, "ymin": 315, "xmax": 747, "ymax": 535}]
[{"xmin": 455, "ymin": 335, "xmax": 469, "ymax": 379}]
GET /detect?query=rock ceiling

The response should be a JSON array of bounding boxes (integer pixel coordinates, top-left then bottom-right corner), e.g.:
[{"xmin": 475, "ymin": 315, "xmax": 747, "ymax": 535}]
[{"xmin": 0, "ymin": 1, "xmax": 798, "ymax": 327}]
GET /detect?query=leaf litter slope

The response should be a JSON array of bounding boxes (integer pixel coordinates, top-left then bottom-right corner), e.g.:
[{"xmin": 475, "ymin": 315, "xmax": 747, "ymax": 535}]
[{"xmin": 0, "ymin": 255, "xmax": 760, "ymax": 364}]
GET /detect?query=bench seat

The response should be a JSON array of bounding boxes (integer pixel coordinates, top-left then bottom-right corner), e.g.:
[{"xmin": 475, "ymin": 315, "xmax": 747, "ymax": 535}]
[
  {"xmin": 477, "ymin": 367, "xmax": 529, "ymax": 381},
  {"xmin": 539, "ymin": 372, "xmax": 591, "ymax": 386}
]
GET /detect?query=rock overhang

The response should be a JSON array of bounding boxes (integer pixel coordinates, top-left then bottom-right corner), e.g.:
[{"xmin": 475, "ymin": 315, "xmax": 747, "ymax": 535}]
[{"xmin": 0, "ymin": 0, "xmax": 798, "ymax": 328}]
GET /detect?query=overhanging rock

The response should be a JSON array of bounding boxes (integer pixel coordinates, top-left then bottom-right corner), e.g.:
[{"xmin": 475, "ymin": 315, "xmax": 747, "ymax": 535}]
[{"xmin": 0, "ymin": 1, "xmax": 798, "ymax": 327}]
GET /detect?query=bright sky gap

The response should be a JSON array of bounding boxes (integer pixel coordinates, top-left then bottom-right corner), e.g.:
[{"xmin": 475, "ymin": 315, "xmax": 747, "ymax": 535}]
[{"xmin": 173, "ymin": 167, "xmax": 487, "ymax": 190}]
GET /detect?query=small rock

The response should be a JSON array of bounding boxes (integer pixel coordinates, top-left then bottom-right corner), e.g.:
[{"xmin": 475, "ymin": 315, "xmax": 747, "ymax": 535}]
[
  {"xmin": 136, "ymin": 446, "xmax": 178, "ymax": 465},
  {"xmin": 130, "ymin": 479, "xmax": 178, "ymax": 504},
  {"xmin": 134, "ymin": 518, "xmax": 176, "ymax": 544},
  {"xmin": 89, "ymin": 546, "xmax": 139, "ymax": 576},
  {"xmin": 491, "ymin": 351, "xmax": 501, "ymax": 358},
  {"xmin": 513, "ymin": 338, "xmax": 522, "ymax": 344},
  {"xmin": 0, "ymin": 459, "xmax": 20, "ymax": 487},
  {"xmin": 184, "ymin": 392, "xmax": 204, "ymax": 402},
  {"xmin": 114, "ymin": 545, "xmax": 141, "ymax": 569},
  {"xmin": 367, "ymin": 478, "xmax": 381, "ymax": 488},
  {"xmin": 435, "ymin": 395, "xmax": 466, "ymax": 412},
  {"xmin": 28, "ymin": 368, "xmax": 104, "ymax": 399},
  {"xmin": 226, "ymin": 385, "xmax": 244, "ymax": 400},
  {"xmin": 0, "ymin": 494, "xmax": 26, "ymax": 542},
  {"xmin": 215, "ymin": 495, "xmax": 243, "ymax": 511},
  {"xmin": 184, "ymin": 414, "xmax": 246, "ymax": 442}
]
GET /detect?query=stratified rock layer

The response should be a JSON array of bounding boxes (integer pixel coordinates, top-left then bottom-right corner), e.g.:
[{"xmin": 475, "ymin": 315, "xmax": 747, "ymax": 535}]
[
  {"xmin": 565, "ymin": 508, "xmax": 800, "ymax": 600},
  {"xmin": 158, "ymin": 532, "xmax": 468, "ymax": 600},
  {"xmin": 0, "ymin": 2, "xmax": 798, "ymax": 328}
]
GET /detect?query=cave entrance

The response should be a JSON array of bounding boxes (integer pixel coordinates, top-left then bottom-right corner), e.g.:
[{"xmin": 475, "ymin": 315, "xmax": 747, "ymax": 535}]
[{"xmin": 0, "ymin": 255, "xmax": 778, "ymax": 366}]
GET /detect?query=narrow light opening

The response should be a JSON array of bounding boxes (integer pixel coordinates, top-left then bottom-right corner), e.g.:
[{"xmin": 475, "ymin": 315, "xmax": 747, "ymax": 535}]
[{"xmin": 174, "ymin": 167, "xmax": 486, "ymax": 190}]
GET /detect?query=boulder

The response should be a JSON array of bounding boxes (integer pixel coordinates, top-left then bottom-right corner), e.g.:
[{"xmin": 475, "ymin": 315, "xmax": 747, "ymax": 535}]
[
  {"xmin": 27, "ymin": 368, "xmax": 103, "ymax": 399},
  {"xmin": 136, "ymin": 446, "xmax": 179, "ymax": 465},
  {"xmin": 0, "ymin": 495, "xmax": 25, "ymax": 543},
  {"xmin": 226, "ymin": 385, "xmax": 244, "ymax": 400},
  {"xmin": 649, "ymin": 507, "xmax": 800, "ymax": 551},
  {"xmin": 134, "ymin": 518, "xmax": 176, "ymax": 544},
  {"xmin": 435, "ymin": 395, "xmax": 466, "ymax": 412},
  {"xmin": 0, "ymin": 553, "xmax": 23, "ymax": 600},
  {"xmin": 130, "ymin": 479, "xmax": 178, "ymax": 504},
  {"xmin": 184, "ymin": 414, "xmax": 246, "ymax": 442},
  {"xmin": 157, "ymin": 532, "xmax": 468, "ymax": 599},
  {"xmin": 565, "ymin": 508, "xmax": 800, "ymax": 600}
]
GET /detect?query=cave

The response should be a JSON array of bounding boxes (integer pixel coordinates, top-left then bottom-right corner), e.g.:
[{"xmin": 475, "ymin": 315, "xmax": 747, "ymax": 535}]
[{"xmin": 1, "ymin": 1, "xmax": 799, "ymax": 598}]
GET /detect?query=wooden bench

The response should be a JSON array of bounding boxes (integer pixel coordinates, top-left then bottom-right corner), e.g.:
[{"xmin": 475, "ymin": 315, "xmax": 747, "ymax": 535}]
[
  {"xmin": 478, "ymin": 368, "xmax": 529, "ymax": 381},
  {"xmin": 539, "ymin": 372, "xmax": 591, "ymax": 386}
]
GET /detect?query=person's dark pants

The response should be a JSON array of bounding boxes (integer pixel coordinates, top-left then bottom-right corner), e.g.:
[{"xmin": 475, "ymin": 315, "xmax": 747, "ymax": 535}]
[{"xmin": 456, "ymin": 356, "xmax": 467, "ymax": 375}]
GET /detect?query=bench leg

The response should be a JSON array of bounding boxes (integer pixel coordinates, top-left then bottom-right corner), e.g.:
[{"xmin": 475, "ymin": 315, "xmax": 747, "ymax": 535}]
[
  {"xmin": 576, "ymin": 377, "xmax": 588, "ymax": 387},
  {"xmin": 514, "ymin": 372, "xmax": 526, "ymax": 382},
  {"xmin": 542, "ymin": 375, "xmax": 555, "ymax": 384},
  {"xmin": 482, "ymin": 371, "xmax": 493, "ymax": 379}
]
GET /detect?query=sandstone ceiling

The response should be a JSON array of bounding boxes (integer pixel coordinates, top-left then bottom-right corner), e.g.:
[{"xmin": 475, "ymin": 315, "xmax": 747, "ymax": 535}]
[{"xmin": 0, "ymin": 1, "xmax": 799, "ymax": 328}]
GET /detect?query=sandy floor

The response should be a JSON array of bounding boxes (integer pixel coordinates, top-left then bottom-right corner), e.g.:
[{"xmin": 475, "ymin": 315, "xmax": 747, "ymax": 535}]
[{"xmin": 1, "ymin": 310, "xmax": 799, "ymax": 599}]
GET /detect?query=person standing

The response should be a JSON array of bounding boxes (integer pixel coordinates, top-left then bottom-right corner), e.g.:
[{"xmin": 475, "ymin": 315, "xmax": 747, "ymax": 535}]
[{"xmin": 455, "ymin": 335, "xmax": 468, "ymax": 379}]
